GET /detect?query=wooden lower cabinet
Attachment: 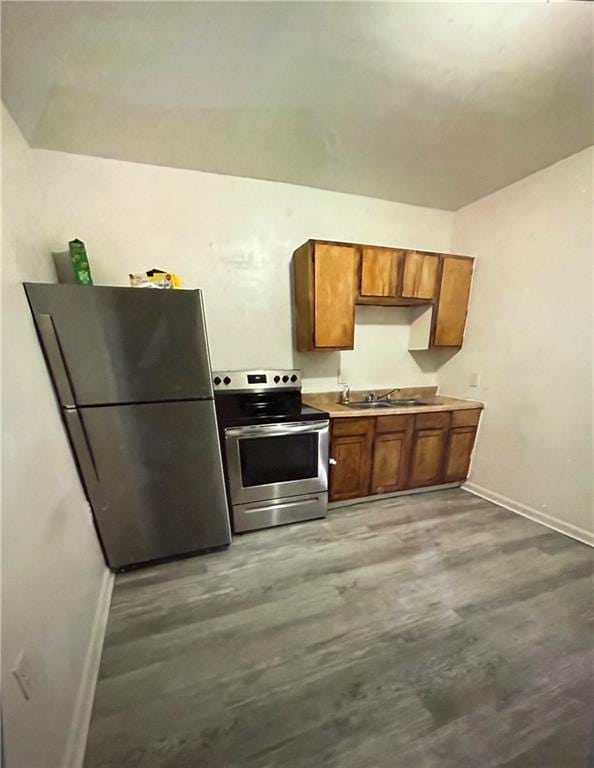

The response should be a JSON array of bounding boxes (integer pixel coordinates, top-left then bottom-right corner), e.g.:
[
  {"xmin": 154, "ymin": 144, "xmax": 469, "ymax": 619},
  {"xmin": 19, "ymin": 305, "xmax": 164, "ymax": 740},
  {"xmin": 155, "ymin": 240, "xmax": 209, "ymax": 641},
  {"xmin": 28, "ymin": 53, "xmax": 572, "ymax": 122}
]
[
  {"xmin": 370, "ymin": 415, "xmax": 413, "ymax": 493},
  {"xmin": 443, "ymin": 426, "xmax": 478, "ymax": 482},
  {"xmin": 408, "ymin": 428, "xmax": 448, "ymax": 488},
  {"xmin": 370, "ymin": 433, "xmax": 409, "ymax": 493},
  {"xmin": 329, "ymin": 408, "xmax": 481, "ymax": 502},
  {"xmin": 329, "ymin": 418, "xmax": 374, "ymax": 501},
  {"xmin": 408, "ymin": 412, "xmax": 450, "ymax": 488}
]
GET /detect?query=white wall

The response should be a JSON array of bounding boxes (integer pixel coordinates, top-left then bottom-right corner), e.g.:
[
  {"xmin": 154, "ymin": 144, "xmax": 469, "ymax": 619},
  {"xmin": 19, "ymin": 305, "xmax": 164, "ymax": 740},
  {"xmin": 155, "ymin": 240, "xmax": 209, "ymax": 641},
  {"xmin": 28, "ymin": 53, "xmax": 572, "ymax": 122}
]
[
  {"xmin": 33, "ymin": 149, "xmax": 453, "ymax": 392},
  {"xmin": 438, "ymin": 147, "xmax": 593, "ymax": 543},
  {"xmin": 2, "ymin": 106, "xmax": 111, "ymax": 767}
]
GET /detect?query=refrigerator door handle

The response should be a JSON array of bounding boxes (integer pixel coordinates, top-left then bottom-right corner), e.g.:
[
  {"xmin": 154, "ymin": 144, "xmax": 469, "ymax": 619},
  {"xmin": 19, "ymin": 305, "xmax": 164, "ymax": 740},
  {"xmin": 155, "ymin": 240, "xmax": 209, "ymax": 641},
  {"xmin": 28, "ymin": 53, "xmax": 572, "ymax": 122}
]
[
  {"xmin": 65, "ymin": 409, "xmax": 100, "ymax": 484},
  {"xmin": 37, "ymin": 313, "xmax": 76, "ymax": 407}
]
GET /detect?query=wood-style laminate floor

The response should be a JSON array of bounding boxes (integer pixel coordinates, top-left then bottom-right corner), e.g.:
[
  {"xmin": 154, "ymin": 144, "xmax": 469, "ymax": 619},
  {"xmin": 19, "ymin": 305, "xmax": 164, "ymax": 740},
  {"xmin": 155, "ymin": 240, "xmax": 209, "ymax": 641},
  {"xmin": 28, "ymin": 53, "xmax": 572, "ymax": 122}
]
[{"xmin": 84, "ymin": 489, "xmax": 593, "ymax": 768}]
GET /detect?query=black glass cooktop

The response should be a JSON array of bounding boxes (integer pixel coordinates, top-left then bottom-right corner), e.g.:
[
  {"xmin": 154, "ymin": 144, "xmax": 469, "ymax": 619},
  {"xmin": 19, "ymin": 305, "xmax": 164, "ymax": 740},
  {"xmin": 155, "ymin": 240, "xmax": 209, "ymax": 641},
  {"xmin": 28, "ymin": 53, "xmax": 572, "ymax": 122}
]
[{"xmin": 214, "ymin": 389, "xmax": 328, "ymax": 428}]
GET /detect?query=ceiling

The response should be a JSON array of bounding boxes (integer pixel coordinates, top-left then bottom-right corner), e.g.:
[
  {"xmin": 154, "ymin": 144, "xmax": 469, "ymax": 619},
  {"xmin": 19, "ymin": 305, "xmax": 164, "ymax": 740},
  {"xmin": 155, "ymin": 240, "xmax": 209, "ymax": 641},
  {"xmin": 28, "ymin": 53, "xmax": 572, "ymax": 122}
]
[{"xmin": 2, "ymin": 1, "xmax": 592, "ymax": 210}]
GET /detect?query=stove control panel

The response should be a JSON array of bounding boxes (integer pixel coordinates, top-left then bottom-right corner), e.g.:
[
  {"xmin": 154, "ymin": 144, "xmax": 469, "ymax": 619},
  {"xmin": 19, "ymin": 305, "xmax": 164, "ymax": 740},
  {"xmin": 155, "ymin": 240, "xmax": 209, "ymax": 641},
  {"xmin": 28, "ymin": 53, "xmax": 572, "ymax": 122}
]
[{"xmin": 212, "ymin": 369, "xmax": 301, "ymax": 392}]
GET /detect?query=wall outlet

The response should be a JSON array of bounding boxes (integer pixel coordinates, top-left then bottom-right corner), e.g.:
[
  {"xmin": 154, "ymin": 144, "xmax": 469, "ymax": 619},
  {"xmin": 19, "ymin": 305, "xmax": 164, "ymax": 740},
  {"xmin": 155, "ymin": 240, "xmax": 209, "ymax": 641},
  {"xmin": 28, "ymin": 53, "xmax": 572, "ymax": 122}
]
[
  {"xmin": 12, "ymin": 649, "xmax": 34, "ymax": 701},
  {"xmin": 469, "ymin": 372, "xmax": 481, "ymax": 388}
]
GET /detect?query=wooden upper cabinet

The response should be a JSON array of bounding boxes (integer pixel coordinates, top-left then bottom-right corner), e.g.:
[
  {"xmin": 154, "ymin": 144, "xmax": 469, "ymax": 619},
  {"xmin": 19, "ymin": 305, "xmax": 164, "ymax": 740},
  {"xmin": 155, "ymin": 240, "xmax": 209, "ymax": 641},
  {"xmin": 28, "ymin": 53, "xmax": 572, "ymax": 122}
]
[
  {"xmin": 293, "ymin": 239, "xmax": 474, "ymax": 353},
  {"xmin": 293, "ymin": 240, "xmax": 358, "ymax": 351},
  {"xmin": 433, "ymin": 256, "xmax": 474, "ymax": 347},
  {"xmin": 314, "ymin": 243, "xmax": 358, "ymax": 348},
  {"xmin": 360, "ymin": 248, "xmax": 400, "ymax": 297},
  {"xmin": 402, "ymin": 251, "xmax": 439, "ymax": 300}
]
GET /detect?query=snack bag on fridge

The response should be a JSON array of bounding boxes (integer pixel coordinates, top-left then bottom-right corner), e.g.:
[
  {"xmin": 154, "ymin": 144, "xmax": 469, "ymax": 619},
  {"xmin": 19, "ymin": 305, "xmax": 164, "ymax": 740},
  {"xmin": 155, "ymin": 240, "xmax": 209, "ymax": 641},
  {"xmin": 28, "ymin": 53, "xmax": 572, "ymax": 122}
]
[{"xmin": 129, "ymin": 268, "xmax": 181, "ymax": 289}]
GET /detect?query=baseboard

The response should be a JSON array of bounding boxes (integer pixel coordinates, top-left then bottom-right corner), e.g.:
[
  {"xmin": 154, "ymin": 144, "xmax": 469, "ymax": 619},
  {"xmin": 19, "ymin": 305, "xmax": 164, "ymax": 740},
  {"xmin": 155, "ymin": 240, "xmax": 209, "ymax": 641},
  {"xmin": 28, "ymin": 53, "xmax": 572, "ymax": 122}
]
[
  {"xmin": 329, "ymin": 482, "xmax": 462, "ymax": 510},
  {"xmin": 62, "ymin": 568, "xmax": 114, "ymax": 767},
  {"xmin": 463, "ymin": 482, "xmax": 594, "ymax": 548}
]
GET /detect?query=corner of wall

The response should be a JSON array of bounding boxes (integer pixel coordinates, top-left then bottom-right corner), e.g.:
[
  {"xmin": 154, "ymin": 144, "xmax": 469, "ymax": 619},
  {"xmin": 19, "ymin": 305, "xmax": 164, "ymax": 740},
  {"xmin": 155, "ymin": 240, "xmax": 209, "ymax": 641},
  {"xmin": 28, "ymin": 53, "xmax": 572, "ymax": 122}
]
[{"xmin": 62, "ymin": 570, "xmax": 114, "ymax": 767}]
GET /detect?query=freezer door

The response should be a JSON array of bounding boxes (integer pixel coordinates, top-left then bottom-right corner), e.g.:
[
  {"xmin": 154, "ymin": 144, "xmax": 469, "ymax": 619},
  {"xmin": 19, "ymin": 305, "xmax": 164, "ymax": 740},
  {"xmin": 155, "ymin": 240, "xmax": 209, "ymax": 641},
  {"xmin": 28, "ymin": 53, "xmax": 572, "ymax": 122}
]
[
  {"xmin": 25, "ymin": 283, "xmax": 214, "ymax": 405},
  {"xmin": 65, "ymin": 400, "xmax": 231, "ymax": 569}
]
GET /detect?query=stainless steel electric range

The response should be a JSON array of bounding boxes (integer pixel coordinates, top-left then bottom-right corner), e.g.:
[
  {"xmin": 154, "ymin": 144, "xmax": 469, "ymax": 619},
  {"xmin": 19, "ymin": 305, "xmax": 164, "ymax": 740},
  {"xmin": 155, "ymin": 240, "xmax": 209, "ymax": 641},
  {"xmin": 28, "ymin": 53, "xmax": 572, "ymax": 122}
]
[{"xmin": 213, "ymin": 370, "xmax": 329, "ymax": 533}]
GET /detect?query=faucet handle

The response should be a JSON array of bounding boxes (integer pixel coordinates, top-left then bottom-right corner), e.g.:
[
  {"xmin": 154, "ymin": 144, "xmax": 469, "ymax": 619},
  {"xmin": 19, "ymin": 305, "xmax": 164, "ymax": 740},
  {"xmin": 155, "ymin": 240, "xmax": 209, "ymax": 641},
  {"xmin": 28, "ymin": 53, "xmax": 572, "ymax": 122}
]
[{"xmin": 340, "ymin": 383, "xmax": 350, "ymax": 404}]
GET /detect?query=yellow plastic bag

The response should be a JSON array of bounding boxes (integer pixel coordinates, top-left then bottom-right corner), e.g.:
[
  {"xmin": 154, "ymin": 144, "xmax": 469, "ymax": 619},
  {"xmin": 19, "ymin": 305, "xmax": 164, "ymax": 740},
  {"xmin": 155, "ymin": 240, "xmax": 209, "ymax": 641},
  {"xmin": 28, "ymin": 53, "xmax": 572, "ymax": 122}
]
[{"xmin": 129, "ymin": 269, "xmax": 182, "ymax": 289}]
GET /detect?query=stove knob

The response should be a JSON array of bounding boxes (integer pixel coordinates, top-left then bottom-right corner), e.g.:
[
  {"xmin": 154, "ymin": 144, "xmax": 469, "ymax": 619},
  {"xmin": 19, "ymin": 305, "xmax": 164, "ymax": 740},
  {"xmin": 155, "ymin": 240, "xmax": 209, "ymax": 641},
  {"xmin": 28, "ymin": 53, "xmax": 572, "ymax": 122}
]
[
  {"xmin": 282, "ymin": 375, "xmax": 289, "ymax": 383},
  {"xmin": 223, "ymin": 376, "xmax": 231, "ymax": 386},
  {"xmin": 273, "ymin": 375, "xmax": 281, "ymax": 383},
  {"xmin": 213, "ymin": 376, "xmax": 221, "ymax": 386},
  {"xmin": 290, "ymin": 374, "xmax": 298, "ymax": 383}
]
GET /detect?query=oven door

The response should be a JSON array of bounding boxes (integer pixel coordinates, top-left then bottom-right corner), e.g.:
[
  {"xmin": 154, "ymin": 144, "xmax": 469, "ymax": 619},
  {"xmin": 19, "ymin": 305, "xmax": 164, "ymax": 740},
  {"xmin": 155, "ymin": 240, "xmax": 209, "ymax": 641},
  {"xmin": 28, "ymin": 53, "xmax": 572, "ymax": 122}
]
[{"xmin": 224, "ymin": 420, "xmax": 329, "ymax": 505}]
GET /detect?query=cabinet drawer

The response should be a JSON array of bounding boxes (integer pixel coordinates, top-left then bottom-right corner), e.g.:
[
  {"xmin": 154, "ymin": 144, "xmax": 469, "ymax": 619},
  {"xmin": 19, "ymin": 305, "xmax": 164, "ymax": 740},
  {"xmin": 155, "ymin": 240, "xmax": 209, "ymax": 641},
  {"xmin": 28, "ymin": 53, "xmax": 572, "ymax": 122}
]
[
  {"xmin": 451, "ymin": 409, "xmax": 481, "ymax": 427},
  {"xmin": 414, "ymin": 411, "xmax": 451, "ymax": 430},
  {"xmin": 376, "ymin": 414, "xmax": 414, "ymax": 434},
  {"xmin": 332, "ymin": 417, "xmax": 374, "ymax": 437}
]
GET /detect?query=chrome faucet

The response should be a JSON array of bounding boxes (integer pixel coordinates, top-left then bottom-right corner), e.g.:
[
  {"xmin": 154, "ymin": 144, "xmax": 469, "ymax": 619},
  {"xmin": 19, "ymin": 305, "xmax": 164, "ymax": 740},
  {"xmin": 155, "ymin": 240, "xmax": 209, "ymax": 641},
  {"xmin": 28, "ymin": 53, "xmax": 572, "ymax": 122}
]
[
  {"xmin": 340, "ymin": 384, "xmax": 351, "ymax": 404},
  {"xmin": 367, "ymin": 389, "xmax": 398, "ymax": 403},
  {"xmin": 379, "ymin": 387, "xmax": 400, "ymax": 402}
]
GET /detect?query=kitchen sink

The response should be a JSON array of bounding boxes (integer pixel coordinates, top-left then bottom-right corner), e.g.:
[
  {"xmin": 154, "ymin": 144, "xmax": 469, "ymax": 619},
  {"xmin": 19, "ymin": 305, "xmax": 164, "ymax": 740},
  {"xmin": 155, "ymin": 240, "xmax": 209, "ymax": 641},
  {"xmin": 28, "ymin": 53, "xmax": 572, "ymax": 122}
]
[{"xmin": 345, "ymin": 399, "xmax": 430, "ymax": 409}]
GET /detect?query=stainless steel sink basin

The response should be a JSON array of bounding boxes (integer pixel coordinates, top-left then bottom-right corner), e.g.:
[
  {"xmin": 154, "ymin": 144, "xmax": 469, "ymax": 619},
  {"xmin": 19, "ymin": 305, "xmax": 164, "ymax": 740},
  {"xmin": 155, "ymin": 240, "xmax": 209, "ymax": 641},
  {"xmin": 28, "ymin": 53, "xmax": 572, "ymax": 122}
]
[
  {"xmin": 345, "ymin": 401, "xmax": 394, "ymax": 409},
  {"xmin": 345, "ymin": 399, "xmax": 429, "ymax": 409}
]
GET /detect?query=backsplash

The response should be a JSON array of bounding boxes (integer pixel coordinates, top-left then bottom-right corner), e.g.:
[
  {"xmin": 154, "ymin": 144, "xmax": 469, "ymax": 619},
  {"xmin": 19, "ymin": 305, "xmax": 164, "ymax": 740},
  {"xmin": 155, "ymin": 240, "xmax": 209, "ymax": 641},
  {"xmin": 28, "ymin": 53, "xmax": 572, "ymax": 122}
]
[{"xmin": 298, "ymin": 306, "xmax": 446, "ymax": 393}]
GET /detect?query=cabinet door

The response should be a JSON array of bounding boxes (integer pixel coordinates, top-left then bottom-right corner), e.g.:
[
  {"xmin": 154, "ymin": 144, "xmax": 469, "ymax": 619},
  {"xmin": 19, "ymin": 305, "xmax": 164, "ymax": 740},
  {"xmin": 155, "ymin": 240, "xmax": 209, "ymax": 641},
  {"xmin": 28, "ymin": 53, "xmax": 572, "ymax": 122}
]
[
  {"xmin": 444, "ymin": 427, "xmax": 477, "ymax": 482},
  {"xmin": 371, "ymin": 432, "xmax": 411, "ymax": 494},
  {"xmin": 329, "ymin": 422, "xmax": 374, "ymax": 501},
  {"xmin": 360, "ymin": 247, "xmax": 399, "ymax": 297},
  {"xmin": 408, "ymin": 427, "xmax": 448, "ymax": 488},
  {"xmin": 402, "ymin": 251, "xmax": 439, "ymax": 300},
  {"xmin": 314, "ymin": 243, "xmax": 358, "ymax": 348},
  {"xmin": 433, "ymin": 256, "xmax": 474, "ymax": 347}
]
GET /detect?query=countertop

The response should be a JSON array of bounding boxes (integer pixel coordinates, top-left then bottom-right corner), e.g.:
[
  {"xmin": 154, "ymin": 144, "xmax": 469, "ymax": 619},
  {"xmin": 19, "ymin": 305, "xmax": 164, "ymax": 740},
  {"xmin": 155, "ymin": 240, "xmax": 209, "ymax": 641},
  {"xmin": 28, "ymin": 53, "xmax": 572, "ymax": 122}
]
[{"xmin": 303, "ymin": 387, "xmax": 484, "ymax": 418}]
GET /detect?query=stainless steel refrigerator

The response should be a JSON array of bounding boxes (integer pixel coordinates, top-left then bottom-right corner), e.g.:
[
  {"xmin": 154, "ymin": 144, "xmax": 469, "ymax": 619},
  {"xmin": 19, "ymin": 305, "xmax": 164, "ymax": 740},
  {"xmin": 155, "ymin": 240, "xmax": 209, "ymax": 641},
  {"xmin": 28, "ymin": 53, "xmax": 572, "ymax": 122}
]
[{"xmin": 24, "ymin": 283, "xmax": 231, "ymax": 570}]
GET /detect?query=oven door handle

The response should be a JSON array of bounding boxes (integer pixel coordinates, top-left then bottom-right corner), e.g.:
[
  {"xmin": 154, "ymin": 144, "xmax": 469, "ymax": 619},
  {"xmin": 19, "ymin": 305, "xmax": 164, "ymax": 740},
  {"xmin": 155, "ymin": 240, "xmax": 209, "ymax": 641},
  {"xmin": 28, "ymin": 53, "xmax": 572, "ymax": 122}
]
[{"xmin": 225, "ymin": 420, "xmax": 329, "ymax": 439}]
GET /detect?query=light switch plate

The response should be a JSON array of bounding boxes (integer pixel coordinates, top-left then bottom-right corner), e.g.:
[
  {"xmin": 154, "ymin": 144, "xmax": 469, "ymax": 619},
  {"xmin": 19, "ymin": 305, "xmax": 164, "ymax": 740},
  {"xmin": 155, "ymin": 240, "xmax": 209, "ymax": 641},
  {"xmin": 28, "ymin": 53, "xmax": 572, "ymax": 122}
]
[{"xmin": 469, "ymin": 372, "xmax": 480, "ymax": 388}]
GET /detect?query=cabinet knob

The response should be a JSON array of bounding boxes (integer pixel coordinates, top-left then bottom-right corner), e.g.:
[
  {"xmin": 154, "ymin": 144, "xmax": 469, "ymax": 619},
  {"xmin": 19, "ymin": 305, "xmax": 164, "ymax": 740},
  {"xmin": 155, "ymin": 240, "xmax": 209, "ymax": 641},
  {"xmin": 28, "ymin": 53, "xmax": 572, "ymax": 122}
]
[{"xmin": 329, "ymin": 458, "xmax": 337, "ymax": 465}]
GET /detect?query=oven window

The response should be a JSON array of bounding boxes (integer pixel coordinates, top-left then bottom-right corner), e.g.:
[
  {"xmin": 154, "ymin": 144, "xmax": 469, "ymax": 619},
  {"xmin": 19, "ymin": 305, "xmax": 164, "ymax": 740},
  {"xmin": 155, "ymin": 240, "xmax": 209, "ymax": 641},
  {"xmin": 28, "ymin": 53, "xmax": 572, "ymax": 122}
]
[{"xmin": 239, "ymin": 433, "xmax": 318, "ymax": 487}]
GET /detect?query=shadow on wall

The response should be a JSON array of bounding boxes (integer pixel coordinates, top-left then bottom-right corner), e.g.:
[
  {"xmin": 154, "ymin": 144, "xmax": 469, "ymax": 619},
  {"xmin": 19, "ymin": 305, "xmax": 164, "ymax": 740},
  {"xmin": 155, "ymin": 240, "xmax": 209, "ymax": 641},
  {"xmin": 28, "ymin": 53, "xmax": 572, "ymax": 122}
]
[
  {"xmin": 355, "ymin": 305, "xmax": 411, "ymax": 326},
  {"xmin": 409, "ymin": 348, "xmax": 458, "ymax": 372},
  {"xmin": 294, "ymin": 350, "xmax": 340, "ymax": 391}
]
